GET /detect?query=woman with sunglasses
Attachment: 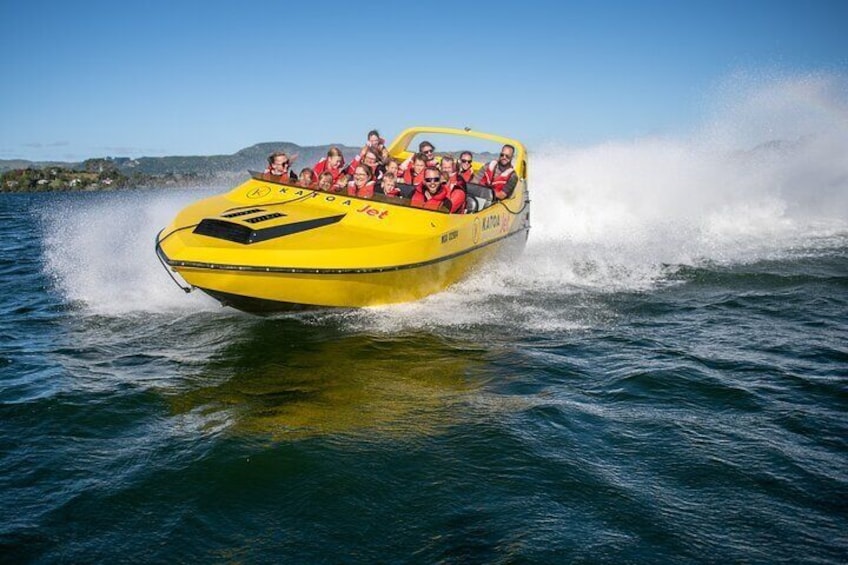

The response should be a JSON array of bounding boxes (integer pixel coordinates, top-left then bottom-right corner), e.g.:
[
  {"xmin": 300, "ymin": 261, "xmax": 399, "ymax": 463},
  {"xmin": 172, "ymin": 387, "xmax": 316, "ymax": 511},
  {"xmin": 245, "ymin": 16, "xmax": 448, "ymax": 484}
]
[
  {"xmin": 398, "ymin": 140, "xmax": 437, "ymax": 175},
  {"xmin": 457, "ymin": 151, "xmax": 474, "ymax": 183}
]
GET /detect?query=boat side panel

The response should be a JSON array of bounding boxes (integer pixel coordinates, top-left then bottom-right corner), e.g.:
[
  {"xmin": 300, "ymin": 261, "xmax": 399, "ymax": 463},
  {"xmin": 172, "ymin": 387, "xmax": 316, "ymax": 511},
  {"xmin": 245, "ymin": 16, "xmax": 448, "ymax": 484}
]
[{"xmin": 177, "ymin": 233, "xmax": 525, "ymax": 309}]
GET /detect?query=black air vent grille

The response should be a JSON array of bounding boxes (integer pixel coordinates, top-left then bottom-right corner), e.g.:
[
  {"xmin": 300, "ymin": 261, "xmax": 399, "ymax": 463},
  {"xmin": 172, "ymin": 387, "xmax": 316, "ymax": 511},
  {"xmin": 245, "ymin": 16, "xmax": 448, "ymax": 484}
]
[
  {"xmin": 194, "ymin": 219, "xmax": 254, "ymax": 243},
  {"xmin": 192, "ymin": 214, "xmax": 347, "ymax": 245},
  {"xmin": 221, "ymin": 208, "xmax": 265, "ymax": 218},
  {"xmin": 244, "ymin": 213, "xmax": 283, "ymax": 224}
]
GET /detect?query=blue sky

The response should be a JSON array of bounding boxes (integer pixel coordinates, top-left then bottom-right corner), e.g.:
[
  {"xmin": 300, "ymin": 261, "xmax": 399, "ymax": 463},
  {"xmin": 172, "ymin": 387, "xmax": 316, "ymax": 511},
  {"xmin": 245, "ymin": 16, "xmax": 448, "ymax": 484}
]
[{"xmin": 1, "ymin": 0, "xmax": 845, "ymax": 161}]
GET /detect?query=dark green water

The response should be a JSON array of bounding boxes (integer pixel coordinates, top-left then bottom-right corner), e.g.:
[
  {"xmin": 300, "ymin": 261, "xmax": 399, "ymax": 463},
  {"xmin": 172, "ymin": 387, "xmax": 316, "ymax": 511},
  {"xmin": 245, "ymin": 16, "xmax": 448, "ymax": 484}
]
[{"xmin": 1, "ymin": 189, "xmax": 846, "ymax": 563}]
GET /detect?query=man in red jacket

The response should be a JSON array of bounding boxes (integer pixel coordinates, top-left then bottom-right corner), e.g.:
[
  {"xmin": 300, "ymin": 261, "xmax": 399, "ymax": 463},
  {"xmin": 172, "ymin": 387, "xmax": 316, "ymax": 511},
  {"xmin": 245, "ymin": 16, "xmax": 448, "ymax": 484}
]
[
  {"xmin": 477, "ymin": 144, "xmax": 518, "ymax": 200},
  {"xmin": 411, "ymin": 167, "xmax": 465, "ymax": 213}
]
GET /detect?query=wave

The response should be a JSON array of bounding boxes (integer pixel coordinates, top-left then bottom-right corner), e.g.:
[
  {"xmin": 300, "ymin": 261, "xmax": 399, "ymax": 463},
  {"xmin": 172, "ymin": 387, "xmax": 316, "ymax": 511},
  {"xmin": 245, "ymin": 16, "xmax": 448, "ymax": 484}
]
[{"xmin": 41, "ymin": 71, "xmax": 848, "ymax": 320}]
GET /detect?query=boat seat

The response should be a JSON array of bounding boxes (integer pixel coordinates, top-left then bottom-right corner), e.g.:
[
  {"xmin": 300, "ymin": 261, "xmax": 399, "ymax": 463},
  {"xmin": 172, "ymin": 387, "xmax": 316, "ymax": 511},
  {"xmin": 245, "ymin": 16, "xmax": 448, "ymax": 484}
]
[
  {"xmin": 465, "ymin": 183, "xmax": 493, "ymax": 213},
  {"xmin": 396, "ymin": 183, "xmax": 416, "ymax": 199}
]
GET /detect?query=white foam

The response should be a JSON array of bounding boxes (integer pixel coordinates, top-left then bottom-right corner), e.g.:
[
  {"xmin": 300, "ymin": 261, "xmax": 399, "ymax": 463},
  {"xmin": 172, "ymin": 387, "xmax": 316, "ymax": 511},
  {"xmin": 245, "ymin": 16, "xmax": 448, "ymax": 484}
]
[{"xmin": 42, "ymin": 188, "xmax": 224, "ymax": 316}]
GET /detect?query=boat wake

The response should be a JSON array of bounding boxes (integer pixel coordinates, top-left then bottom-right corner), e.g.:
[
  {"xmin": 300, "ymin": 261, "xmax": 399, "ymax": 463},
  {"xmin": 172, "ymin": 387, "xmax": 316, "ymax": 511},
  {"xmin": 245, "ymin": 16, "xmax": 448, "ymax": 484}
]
[{"xmin": 41, "ymin": 71, "xmax": 848, "ymax": 327}]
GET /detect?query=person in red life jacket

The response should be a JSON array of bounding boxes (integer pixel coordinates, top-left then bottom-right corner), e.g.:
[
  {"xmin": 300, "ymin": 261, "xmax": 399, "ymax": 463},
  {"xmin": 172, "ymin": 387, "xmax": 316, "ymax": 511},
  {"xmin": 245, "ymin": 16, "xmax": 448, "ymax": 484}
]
[
  {"xmin": 439, "ymin": 156, "xmax": 458, "ymax": 185},
  {"xmin": 401, "ymin": 153, "xmax": 428, "ymax": 186},
  {"xmin": 297, "ymin": 168, "xmax": 316, "ymax": 188},
  {"xmin": 264, "ymin": 152, "xmax": 298, "ymax": 182},
  {"xmin": 383, "ymin": 159, "xmax": 400, "ymax": 179},
  {"xmin": 348, "ymin": 130, "xmax": 387, "ymax": 173},
  {"xmin": 379, "ymin": 171, "xmax": 401, "ymax": 198},
  {"xmin": 366, "ymin": 129, "xmax": 386, "ymax": 156},
  {"xmin": 312, "ymin": 147, "xmax": 346, "ymax": 183},
  {"xmin": 399, "ymin": 140, "xmax": 437, "ymax": 174},
  {"xmin": 316, "ymin": 171, "xmax": 334, "ymax": 192},
  {"xmin": 377, "ymin": 158, "xmax": 399, "ymax": 183},
  {"xmin": 348, "ymin": 165, "xmax": 376, "ymax": 198},
  {"xmin": 477, "ymin": 144, "xmax": 518, "ymax": 200},
  {"xmin": 361, "ymin": 149, "xmax": 385, "ymax": 179},
  {"xmin": 457, "ymin": 151, "xmax": 474, "ymax": 183},
  {"xmin": 411, "ymin": 167, "xmax": 451, "ymax": 212},
  {"xmin": 346, "ymin": 147, "xmax": 383, "ymax": 177},
  {"xmin": 439, "ymin": 156, "xmax": 467, "ymax": 213}
]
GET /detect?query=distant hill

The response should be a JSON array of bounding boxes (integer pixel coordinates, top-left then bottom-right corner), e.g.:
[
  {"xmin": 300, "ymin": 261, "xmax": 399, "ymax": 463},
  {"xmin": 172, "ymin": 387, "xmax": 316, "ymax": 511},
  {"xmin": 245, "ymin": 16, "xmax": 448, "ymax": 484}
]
[
  {"xmin": 1, "ymin": 141, "xmax": 501, "ymax": 192},
  {"xmin": 128, "ymin": 142, "xmax": 363, "ymax": 176},
  {"xmin": 0, "ymin": 142, "xmax": 362, "ymax": 176}
]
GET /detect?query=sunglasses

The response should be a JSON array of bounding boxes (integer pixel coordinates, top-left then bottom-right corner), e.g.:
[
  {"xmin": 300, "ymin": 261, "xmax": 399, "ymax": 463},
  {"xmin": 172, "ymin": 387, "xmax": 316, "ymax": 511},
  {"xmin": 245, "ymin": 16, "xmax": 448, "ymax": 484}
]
[
  {"xmin": 423, "ymin": 149, "xmax": 434, "ymax": 154},
  {"xmin": 424, "ymin": 177, "xmax": 441, "ymax": 183},
  {"xmin": 499, "ymin": 153, "xmax": 512, "ymax": 159},
  {"xmin": 460, "ymin": 159, "xmax": 472, "ymax": 164}
]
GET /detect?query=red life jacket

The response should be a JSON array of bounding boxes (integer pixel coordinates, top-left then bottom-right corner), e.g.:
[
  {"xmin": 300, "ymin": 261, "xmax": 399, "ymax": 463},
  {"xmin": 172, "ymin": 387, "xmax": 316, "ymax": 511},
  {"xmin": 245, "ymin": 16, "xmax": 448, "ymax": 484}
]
[
  {"xmin": 344, "ymin": 154, "xmax": 362, "ymax": 176},
  {"xmin": 444, "ymin": 174, "xmax": 467, "ymax": 214},
  {"xmin": 411, "ymin": 183, "xmax": 449, "ymax": 210},
  {"xmin": 313, "ymin": 157, "xmax": 346, "ymax": 182},
  {"xmin": 402, "ymin": 167, "xmax": 426, "ymax": 186},
  {"xmin": 479, "ymin": 160, "xmax": 515, "ymax": 195},
  {"xmin": 262, "ymin": 168, "xmax": 297, "ymax": 182},
  {"xmin": 458, "ymin": 167, "xmax": 474, "ymax": 184},
  {"xmin": 399, "ymin": 154, "xmax": 437, "ymax": 175},
  {"xmin": 347, "ymin": 180, "xmax": 375, "ymax": 198}
]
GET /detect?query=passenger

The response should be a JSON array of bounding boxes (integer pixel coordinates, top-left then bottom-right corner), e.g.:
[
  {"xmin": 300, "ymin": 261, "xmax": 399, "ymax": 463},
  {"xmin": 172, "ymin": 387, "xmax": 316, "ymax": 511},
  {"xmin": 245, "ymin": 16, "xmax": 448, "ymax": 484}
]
[
  {"xmin": 348, "ymin": 129, "xmax": 387, "ymax": 172},
  {"xmin": 366, "ymin": 129, "xmax": 386, "ymax": 155},
  {"xmin": 477, "ymin": 144, "xmax": 518, "ymax": 200},
  {"xmin": 264, "ymin": 151, "xmax": 298, "ymax": 182},
  {"xmin": 439, "ymin": 156, "xmax": 461, "ymax": 186},
  {"xmin": 457, "ymin": 151, "xmax": 474, "ymax": 183},
  {"xmin": 312, "ymin": 147, "xmax": 346, "ymax": 183},
  {"xmin": 348, "ymin": 165, "xmax": 376, "ymax": 198},
  {"xmin": 439, "ymin": 157, "xmax": 467, "ymax": 213},
  {"xmin": 297, "ymin": 167, "xmax": 315, "ymax": 188},
  {"xmin": 379, "ymin": 171, "xmax": 401, "ymax": 197},
  {"xmin": 378, "ymin": 145, "xmax": 392, "ymax": 165},
  {"xmin": 316, "ymin": 171, "xmax": 334, "ymax": 192},
  {"xmin": 330, "ymin": 173, "xmax": 350, "ymax": 194},
  {"xmin": 401, "ymin": 153, "xmax": 428, "ymax": 186},
  {"xmin": 360, "ymin": 149, "xmax": 385, "ymax": 179},
  {"xmin": 411, "ymin": 166, "xmax": 451, "ymax": 211},
  {"xmin": 382, "ymin": 158, "xmax": 400, "ymax": 180},
  {"xmin": 420, "ymin": 141, "xmax": 438, "ymax": 167},
  {"xmin": 399, "ymin": 140, "xmax": 437, "ymax": 174}
]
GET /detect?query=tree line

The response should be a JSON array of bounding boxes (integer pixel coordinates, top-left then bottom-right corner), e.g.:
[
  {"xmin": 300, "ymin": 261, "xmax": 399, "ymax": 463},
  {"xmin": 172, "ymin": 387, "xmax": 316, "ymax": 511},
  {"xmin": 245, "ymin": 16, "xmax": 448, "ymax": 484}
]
[{"xmin": 0, "ymin": 159, "xmax": 200, "ymax": 192}]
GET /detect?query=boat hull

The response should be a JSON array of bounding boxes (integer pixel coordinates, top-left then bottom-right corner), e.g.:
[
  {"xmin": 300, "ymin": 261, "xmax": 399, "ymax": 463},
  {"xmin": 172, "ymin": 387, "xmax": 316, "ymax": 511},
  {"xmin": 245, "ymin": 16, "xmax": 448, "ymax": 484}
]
[{"xmin": 161, "ymin": 228, "xmax": 526, "ymax": 312}]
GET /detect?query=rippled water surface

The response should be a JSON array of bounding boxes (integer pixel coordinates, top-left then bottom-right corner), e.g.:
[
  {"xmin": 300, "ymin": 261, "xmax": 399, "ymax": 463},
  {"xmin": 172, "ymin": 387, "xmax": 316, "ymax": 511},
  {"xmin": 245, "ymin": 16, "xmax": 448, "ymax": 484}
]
[{"xmin": 3, "ymin": 76, "xmax": 848, "ymax": 562}]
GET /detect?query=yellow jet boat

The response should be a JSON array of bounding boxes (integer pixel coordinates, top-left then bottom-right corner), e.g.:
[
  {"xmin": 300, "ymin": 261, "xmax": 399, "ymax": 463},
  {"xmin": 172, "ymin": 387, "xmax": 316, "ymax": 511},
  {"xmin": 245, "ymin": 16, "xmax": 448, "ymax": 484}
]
[{"xmin": 155, "ymin": 126, "xmax": 530, "ymax": 312}]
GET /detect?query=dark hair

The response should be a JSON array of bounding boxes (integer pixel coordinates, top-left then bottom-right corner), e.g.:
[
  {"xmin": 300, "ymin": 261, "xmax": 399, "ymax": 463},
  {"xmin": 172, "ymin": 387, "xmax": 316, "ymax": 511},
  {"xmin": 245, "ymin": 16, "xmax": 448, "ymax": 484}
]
[
  {"xmin": 419, "ymin": 140, "xmax": 434, "ymax": 152},
  {"xmin": 354, "ymin": 165, "xmax": 373, "ymax": 181},
  {"xmin": 268, "ymin": 151, "xmax": 288, "ymax": 166},
  {"xmin": 367, "ymin": 129, "xmax": 380, "ymax": 139}
]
